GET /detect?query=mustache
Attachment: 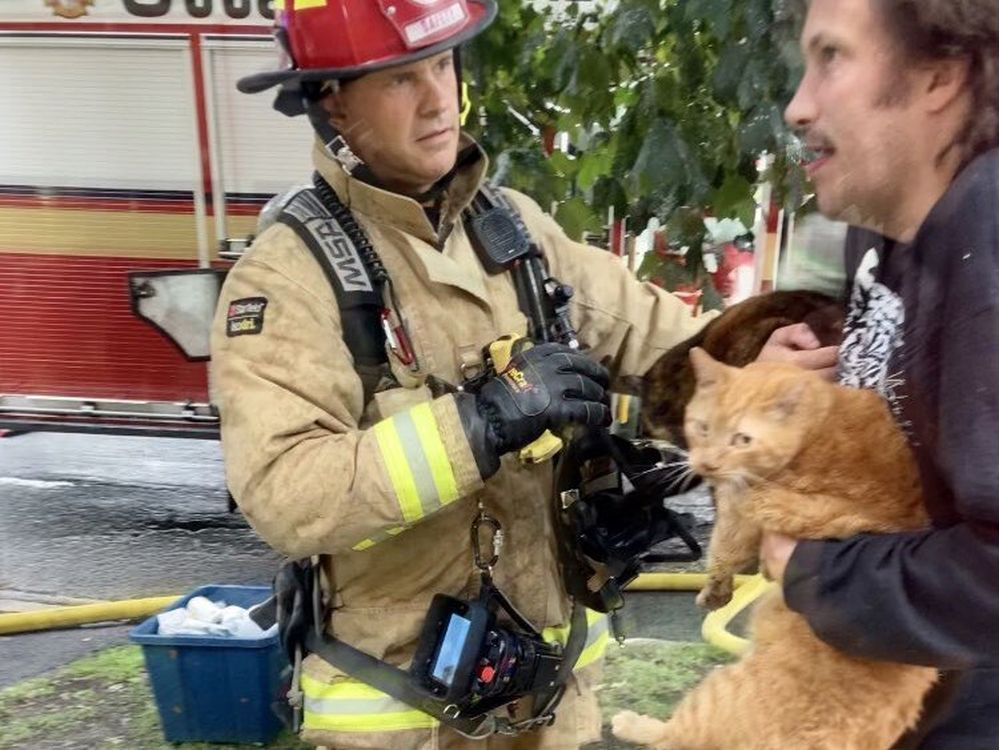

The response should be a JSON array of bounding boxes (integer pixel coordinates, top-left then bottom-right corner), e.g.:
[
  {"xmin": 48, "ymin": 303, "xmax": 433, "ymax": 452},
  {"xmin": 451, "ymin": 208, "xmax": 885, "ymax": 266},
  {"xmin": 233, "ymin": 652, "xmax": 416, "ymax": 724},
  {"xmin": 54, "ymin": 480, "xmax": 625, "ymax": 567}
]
[{"xmin": 788, "ymin": 129, "xmax": 835, "ymax": 160}]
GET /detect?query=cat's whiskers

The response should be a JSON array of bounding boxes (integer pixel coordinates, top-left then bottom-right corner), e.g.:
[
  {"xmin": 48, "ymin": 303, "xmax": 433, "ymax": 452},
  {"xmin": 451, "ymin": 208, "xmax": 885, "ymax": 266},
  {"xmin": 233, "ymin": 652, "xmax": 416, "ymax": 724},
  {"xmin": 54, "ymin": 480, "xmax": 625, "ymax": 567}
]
[
  {"xmin": 637, "ymin": 438, "xmax": 690, "ymax": 458},
  {"xmin": 660, "ymin": 464, "xmax": 700, "ymax": 494},
  {"xmin": 627, "ymin": 451, "xmax": 702, "ymax": 495},
  {"xmin": 658, "ymin": 459, "xmax": 691, "ymax": 471}
]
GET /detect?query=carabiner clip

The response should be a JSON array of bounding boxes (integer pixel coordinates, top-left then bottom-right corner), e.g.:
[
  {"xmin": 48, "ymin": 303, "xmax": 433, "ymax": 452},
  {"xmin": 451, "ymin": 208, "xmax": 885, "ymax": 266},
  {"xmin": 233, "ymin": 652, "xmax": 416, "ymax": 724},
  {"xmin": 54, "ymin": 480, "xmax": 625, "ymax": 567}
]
[
  {"xmin": 381, "ymin": 307, "xmax": 416, "ymax": 368},
  {"xmin": 471, "ymin": 511, "xmax": 503, "ymax": 574}
]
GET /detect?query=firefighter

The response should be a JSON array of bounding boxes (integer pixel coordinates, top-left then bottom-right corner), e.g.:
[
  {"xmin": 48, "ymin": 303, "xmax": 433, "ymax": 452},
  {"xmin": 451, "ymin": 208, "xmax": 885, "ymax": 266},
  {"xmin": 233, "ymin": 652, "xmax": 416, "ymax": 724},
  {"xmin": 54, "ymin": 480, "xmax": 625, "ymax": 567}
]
[{"xmin": 208, "ymin": 1, "xmax": 820, "ymax": 747}]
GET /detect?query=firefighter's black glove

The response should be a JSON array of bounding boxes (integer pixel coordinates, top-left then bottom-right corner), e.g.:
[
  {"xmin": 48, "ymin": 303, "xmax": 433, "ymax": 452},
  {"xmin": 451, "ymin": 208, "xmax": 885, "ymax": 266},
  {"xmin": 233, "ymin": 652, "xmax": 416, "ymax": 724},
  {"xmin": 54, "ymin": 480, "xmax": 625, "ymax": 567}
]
[{"xmin": 456, "ymin": 342, "xmax": 611, "ymax": 478}]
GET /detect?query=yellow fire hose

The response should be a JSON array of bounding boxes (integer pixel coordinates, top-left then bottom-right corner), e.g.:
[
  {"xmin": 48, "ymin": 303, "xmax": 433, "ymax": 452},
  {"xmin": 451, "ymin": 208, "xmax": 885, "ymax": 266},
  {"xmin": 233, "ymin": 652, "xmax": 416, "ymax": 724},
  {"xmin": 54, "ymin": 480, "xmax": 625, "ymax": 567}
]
[
  {"xmin": 0, "ymin": 573, "xmax": 773, "ymax": 655},
  {"xmin": 626, "ymin": 572, "xmax": 770, "ymax": 654},
  {"xmin": 625, "ymin": 572, "xmax": 754, "ymax": 592},
  {"xmin": 0, "ymin": 596, "xmax": 180, "ymax": 636},
  {"xmin": 700, "ymin": 573, "xmax": 774, "ymax": 655}
]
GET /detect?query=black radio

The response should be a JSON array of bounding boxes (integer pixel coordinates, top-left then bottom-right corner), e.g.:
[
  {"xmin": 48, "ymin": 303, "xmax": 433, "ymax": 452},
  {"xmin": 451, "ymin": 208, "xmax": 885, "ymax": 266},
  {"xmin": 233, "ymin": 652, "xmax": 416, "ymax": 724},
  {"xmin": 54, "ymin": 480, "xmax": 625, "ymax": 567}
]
[{"xmin": 410, "ymin": 592, "xmax": 564, "ymax": 717}]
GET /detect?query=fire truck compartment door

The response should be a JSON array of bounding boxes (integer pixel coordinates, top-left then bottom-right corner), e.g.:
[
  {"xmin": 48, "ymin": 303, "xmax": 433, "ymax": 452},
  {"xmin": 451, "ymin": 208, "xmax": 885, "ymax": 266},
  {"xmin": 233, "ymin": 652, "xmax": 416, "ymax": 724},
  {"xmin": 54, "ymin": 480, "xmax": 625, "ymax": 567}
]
[{"xmin": 128, "ymin": 269, "xmax": 226, "ymax": 361}]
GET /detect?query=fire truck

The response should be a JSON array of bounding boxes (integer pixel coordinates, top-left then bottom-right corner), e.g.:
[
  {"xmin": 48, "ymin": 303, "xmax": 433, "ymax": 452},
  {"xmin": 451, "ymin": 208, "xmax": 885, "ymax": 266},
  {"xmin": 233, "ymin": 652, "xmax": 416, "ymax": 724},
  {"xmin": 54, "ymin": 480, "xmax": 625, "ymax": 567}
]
[
  {"xmin": 0, "ymin": 0, "xmax": 315, "ymax": 437},
  {"xmin": 0, "ymin": 0, "xmax": 818, "ymax": 442},
  {"xmin": 0, "ymin": 0, "xmax": 629, "ymax": 442}
]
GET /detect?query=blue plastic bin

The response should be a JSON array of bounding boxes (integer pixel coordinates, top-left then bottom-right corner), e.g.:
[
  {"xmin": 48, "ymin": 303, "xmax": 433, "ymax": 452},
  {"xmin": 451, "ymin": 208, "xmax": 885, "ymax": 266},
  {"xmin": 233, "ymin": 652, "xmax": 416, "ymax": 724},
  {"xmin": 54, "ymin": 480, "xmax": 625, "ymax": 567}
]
[{"xmin": 129, "ymin": 585, "xmax": 288, "ymax": 744}]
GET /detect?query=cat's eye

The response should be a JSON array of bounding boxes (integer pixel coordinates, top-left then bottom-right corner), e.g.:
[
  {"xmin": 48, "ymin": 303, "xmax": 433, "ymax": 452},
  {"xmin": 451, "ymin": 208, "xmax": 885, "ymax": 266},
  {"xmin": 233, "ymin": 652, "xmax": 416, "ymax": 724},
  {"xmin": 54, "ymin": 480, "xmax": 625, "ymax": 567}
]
[{"xmin": 731, "ymin": 432, "xmax": 752, "ymax": 447}]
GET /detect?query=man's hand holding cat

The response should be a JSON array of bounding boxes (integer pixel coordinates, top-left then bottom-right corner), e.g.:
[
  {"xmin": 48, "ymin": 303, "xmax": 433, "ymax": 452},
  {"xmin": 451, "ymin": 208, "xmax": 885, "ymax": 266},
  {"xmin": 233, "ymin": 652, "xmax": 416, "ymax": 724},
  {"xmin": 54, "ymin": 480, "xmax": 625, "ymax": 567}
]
[
  {"xmin": 757, "ymin": 323, "xmax": 839, "ymax": 380},
  {"xmin": 760, "ymin": 531, "xmax": 798, "ymax": 582}
]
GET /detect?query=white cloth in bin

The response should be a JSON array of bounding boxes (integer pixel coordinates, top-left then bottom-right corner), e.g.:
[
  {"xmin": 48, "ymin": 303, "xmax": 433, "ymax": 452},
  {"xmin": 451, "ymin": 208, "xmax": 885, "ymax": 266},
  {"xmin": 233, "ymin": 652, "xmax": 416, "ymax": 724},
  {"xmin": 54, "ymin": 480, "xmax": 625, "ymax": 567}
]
[{"xmin": 157, "ymin": 596, "xmax": 278, "ymax": 638}]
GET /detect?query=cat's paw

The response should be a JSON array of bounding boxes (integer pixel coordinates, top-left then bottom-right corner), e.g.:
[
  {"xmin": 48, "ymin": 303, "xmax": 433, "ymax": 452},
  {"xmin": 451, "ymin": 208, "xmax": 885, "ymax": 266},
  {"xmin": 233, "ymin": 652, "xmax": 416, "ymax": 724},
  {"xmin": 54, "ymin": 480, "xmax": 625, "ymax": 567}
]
[
  {"xmin": 611, "ymin": 709, "xmax": 669, "ymax": 746},
  {"xmin": 696, "ymin": 580, "xmax": 733, "ymax": 610}
]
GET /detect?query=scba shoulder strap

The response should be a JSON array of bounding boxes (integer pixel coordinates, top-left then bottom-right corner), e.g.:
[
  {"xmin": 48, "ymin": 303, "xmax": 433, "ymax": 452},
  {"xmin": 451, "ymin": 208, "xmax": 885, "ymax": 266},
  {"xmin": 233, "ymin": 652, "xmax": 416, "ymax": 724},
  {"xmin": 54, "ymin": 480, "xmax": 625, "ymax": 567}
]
[
  {"xmin": 275, "ymin": 173, "xmax": 556, "ymax": 376},
  {"xmin": 275, "ymin": 176, "xmax": 386, "ymax": 370}
]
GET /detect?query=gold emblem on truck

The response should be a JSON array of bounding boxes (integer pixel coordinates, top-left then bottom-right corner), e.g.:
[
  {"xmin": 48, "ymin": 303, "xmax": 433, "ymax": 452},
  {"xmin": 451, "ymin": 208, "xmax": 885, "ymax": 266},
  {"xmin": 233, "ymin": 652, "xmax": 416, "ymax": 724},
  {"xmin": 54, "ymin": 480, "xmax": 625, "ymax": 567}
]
[{"xmin": 44, "ymin": 0, "xmax": 95, "ymax": 19}]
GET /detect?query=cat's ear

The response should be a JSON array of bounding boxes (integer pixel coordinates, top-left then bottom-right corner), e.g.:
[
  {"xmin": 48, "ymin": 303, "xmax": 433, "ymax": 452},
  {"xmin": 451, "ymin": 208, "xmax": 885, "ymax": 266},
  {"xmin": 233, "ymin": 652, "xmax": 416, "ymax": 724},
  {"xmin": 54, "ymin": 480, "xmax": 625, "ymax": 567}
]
[
  {"xmin": 772, "ymin": 380, "xmax": 809, "ymax": 419},
  {"xmin": 689, "ymin": 347, "xmax": 726, "ymax": 387}
]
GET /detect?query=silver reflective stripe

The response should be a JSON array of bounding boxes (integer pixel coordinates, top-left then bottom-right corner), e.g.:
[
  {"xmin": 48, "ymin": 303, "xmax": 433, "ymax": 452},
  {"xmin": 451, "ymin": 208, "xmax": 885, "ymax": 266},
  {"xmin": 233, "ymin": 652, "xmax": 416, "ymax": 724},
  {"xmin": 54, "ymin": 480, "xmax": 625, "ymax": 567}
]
[
  {"xmin": 391, "ymin": 408, "xmax": 444, "ymax": 518},
  {"xmin": 305, "ymin": 694, "xmax": 414, "ymax": 715},
  {"xmin": 586, "ymin": 611, "xmax": 609, "ymax": 643}
]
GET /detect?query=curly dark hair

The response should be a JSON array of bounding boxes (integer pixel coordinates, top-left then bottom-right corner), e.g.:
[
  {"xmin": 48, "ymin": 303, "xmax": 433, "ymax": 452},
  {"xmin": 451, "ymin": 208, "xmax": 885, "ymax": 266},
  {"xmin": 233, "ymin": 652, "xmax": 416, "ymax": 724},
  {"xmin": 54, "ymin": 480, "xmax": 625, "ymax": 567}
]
[{"xmin": 873, "ymin": 0, "xmax": 998, "ymax": 167}]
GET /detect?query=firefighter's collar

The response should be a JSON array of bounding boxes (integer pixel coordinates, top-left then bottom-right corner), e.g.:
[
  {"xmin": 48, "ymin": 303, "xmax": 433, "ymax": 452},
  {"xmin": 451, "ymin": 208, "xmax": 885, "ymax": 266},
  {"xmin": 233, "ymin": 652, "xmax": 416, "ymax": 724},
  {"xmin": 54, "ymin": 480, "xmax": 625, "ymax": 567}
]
[{"xmin": 312, "ymin": 133, "xmax": 490, "ymax": 247}]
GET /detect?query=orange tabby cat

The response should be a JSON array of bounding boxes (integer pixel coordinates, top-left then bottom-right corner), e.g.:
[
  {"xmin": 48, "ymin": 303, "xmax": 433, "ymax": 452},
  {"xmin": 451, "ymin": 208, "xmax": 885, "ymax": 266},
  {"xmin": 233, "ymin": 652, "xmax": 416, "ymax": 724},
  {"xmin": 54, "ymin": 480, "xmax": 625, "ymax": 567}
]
[{"xmin": 612, "ymin": 348, "xmax": 937, "ymax": 750}]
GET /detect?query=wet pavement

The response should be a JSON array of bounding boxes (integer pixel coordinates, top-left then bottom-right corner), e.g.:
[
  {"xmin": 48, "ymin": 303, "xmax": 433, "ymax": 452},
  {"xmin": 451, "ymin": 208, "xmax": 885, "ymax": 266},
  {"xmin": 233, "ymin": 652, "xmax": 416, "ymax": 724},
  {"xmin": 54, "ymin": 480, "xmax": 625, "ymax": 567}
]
[
  {"xmin": 0, "ymin": 432, "xmax": 281, "ymax": 687},
  {"xmin": 0, "ymin": 432, "xmax": 711, "ymax": 688},
  {"xmin": 0, "ymin": 433, "xmax": 280, "ymax": 602}
]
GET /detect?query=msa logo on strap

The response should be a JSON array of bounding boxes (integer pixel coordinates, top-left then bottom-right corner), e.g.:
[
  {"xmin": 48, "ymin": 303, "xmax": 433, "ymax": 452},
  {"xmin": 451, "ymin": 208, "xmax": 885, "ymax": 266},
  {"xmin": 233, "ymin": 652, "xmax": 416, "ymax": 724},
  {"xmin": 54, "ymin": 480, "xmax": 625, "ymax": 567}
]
[
  {"xmin": 284, "ymin": 192, "xmax": 374, "ymax": 293},
  {"xmin": 227, "ymin": 297, "xmax": 268, "ymax": 337}
]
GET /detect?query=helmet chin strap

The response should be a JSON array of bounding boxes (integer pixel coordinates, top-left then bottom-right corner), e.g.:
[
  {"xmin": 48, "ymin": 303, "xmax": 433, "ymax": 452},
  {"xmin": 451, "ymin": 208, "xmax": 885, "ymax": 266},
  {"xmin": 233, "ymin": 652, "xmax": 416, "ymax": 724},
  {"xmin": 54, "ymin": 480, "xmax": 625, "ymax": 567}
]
[
  {"xmin": 305, "ymin": 95, "xmax": 339, "ymax": 147},
  {"xmin": 304, "ymin": 95, "xmax": 384, "ymax": 185}
]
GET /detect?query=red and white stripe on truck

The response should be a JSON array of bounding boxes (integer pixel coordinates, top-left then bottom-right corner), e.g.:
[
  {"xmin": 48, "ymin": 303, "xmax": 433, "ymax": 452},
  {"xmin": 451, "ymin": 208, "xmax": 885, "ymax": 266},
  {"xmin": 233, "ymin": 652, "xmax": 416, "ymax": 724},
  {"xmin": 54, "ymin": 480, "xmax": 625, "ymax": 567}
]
[{"xmin": 0, "ymin": 0, "xmax": 312, "ymax": 433}]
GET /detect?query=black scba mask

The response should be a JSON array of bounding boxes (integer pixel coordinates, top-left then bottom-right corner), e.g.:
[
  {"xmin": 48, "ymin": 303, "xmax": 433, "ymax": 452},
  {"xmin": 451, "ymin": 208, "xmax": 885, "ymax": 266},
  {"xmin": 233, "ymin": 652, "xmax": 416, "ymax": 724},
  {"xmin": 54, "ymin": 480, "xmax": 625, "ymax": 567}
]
[{"xmin": 553, "ymin": 428, "xmax": 703, "ymax": 615}]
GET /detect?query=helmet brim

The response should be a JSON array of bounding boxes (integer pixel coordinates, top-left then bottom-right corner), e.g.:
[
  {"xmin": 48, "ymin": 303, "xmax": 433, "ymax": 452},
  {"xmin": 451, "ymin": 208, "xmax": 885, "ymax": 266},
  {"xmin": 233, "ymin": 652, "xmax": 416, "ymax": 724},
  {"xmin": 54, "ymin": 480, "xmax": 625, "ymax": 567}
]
[{"xmin": 237, "ymin": 0, "xmax": 497, "ymax": 95}]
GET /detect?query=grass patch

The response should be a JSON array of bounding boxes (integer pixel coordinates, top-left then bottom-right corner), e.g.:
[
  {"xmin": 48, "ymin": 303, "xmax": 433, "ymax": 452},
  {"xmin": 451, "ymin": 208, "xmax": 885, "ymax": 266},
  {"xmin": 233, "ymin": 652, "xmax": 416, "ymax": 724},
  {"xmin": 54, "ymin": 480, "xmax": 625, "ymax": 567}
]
[
  {"xmin": 585, "ymin": 639, "xmax": 736, "ymax": 750},
  {"xmin": 0, "ymin": 639, "xmax": 732, "ymax": 749},
  {"xmin": 600, "ymin": 640, "xmax": 734, "ymax": 722},
  {"xmin": 0, "ymin": 645, "xmax": 309, "ymax": 750}
]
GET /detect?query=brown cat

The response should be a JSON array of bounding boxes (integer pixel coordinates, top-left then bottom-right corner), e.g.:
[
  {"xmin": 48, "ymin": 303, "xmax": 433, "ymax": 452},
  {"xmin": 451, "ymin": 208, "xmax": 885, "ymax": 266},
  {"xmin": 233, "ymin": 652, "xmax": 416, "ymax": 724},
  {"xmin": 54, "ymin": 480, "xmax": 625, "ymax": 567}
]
[
  {"xmin": 640, "ymin": 290, "xmax": 843, "ymax": 447},
  {"xmin": 613, "ymin": 349, "xmax": 937, "ymax": 750}
]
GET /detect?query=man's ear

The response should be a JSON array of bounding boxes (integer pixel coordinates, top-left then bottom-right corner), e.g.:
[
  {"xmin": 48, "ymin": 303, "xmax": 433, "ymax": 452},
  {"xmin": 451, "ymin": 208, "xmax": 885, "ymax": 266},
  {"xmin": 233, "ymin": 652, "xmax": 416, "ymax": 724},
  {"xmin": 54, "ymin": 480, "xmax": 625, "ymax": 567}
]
[
  {"xmin": 320, "ymin": 91, "xmax": 348, "ymax": 132},
  {"xmin": 922, "ymin": 56, "xmax": 971, "ymax": 114}
]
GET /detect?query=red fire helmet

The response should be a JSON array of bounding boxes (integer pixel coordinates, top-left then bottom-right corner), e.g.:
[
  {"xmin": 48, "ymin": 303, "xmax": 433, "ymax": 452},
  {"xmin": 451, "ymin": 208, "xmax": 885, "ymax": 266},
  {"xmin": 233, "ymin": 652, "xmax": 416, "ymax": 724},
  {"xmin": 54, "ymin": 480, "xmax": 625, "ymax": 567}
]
[{"xmin": 238, "ymin": 0, "xmax": 497, "ymax": 95}]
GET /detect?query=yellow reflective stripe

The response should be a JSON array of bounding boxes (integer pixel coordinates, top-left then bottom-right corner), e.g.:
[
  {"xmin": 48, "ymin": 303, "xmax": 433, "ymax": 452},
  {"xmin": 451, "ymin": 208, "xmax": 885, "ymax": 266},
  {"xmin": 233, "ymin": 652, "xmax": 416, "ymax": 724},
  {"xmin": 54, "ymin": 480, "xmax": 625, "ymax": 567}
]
[
  {"xmin": 542, "ymin": 610, "xmax": 609, "ymax": 670},
  {"xmin": 293, "ymin": 0, "xmax": 326, "ymax": 9},
  {"xmin": 576, "ymin": 617, "xmax": 610, "ymax": 669},
  {"xmin": 541, "ymin": 623, "xmax": 568, "ymax": 644},
  {"xmin": 410, "ymin": 403, "xmax": 459, "ymax": 507},
  {"xmin": 374, "ymin": 419, "xmax": 424, "ymax": 524},
  {"xmin": 351, "ymin": 527, "xmax": 407, "ymax": 552},
  {"xmin": 302, "ymin": 673, "xmax": 395, "ymax": 699},
  {"xmin": 301, "ymin": 674, "xmax": 438, "ymax": 732},
  {"xmin": 585, "ymin": 609, "xmax": 608, "ymax": 627},
  {"xmin": 304, "ymin": 710, "xmax": 438, "ymax": 732},
  {"xmin": 372, "ymin": 404, "xmax": 459, "ymax": 543}
]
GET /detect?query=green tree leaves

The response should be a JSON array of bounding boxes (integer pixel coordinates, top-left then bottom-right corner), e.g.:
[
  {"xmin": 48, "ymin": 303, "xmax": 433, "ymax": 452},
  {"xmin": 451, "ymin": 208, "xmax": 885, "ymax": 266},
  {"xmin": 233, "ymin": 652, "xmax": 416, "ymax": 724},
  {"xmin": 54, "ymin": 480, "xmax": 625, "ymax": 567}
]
[{"xmin": 465, "ymin": 0, "xmax": 805, "ymax": 303}]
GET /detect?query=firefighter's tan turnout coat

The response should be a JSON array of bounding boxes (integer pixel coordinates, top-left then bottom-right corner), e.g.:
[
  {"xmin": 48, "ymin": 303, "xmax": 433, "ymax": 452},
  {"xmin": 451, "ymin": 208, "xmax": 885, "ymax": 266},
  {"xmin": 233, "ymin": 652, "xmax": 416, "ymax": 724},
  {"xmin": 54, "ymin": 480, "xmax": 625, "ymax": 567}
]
[{"xmin": 210, "ymin": 137, "xmax": 711, "ymax": 750}]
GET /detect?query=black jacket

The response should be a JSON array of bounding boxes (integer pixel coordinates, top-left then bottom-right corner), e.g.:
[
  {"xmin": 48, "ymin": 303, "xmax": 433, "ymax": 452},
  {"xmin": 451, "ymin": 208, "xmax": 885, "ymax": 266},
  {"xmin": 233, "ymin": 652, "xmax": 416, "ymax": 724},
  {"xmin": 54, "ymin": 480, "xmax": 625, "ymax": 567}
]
[{"xmin": 784, "ymin": 150, "xmax": 999, "ymax": 750}]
